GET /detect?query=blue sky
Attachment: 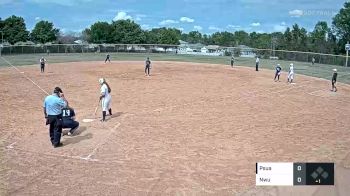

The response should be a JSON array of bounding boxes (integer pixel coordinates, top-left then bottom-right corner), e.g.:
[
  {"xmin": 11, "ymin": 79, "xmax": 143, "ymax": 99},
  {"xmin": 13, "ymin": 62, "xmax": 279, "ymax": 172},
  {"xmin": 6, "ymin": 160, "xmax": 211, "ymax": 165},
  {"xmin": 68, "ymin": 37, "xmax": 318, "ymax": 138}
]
[{"xmin": 0, "ymin": 0, "xmax": 346, "ymax": 34}]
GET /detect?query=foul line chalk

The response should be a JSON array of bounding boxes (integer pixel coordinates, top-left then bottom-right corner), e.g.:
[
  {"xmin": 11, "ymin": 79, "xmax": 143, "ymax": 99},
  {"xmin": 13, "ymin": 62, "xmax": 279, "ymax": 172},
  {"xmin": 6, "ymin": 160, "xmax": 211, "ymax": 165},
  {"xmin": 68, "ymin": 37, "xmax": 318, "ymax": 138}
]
[
  {"xmin": 1, "ymin": 56, "xmax": 49, "ymax": 95},
  {"xmin": 5, "ymin": 144, "xmax": 99, "ymax": 162},
  {"xmin": 6, "ymin": 142, "xmax": 17, "ymax": 149},
  {"xmin": 81, "ymin": 122, "xmax": 121, "ymax": 160}
]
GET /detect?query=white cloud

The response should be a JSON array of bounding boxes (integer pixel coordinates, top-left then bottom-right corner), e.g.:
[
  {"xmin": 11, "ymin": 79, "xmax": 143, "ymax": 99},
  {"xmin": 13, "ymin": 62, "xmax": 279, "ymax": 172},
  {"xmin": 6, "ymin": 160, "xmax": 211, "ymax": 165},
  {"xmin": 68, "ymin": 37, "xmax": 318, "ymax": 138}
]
[
  {"xmin": 289, "ymin": 9, "xmax": 304, "ymax": 17},
  {"xmin": 178, "ymin": 27, "xmax": 184, "ymax": 31},
  {"xmin": 159, "ymin": 19, "xmax": 179, "ymax": 25},
  {"xmin": 135, "ymin": 14, "xmax": 146, "ymax": 21},
  {"xmin": 194, "ymin": 25, "xmax": 203, "ymax": 31},
  {"xmin": 180, "ymin": 17, "xmax": 194, "ymax": 23},
  {"xmin": 113, "ymin": 11, "xmax": 133, "ymax": 21},
  {"xmin": 227, "ymin": 25, "xmax": 241, "ymax": 29},
  {"xmin": 209, "ymin": 26, "xmax": 222, "ymax": 31},
  {"xmin": 141, "ymin": 24, "xmax": 151, "ymax": 30},
  {"xmin": 35, "ymin": 17, "xmax": 41, "ymax": 21},
  {"xmin": 250, "ymin": 22, "xmax": 261, "ymax": 27},
  {"xmin": 273, "ymin": 22, "xmax": 287, "ymax": 32}
]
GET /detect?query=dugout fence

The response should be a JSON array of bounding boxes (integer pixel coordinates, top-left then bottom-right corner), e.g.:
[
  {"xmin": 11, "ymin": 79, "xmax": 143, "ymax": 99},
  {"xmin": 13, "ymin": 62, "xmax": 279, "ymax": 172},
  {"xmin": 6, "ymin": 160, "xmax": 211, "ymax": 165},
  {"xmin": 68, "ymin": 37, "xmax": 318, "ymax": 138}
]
[{"xmin": 0, "ymin": 44, "xmax": 348, "ymax": 66}]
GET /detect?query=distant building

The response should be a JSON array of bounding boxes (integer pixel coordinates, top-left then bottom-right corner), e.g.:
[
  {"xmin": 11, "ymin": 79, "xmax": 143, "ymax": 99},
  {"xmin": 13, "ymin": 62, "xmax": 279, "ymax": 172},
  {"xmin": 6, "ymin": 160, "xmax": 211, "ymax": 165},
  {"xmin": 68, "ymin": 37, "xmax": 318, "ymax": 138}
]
[
  {"xmin": 238, "ymin": 45, "xmax": 256, "ymax": 57},
  {"xmin": 201, "ymin": 47, "xmax": 208, "ymax": 53},
  {"xmin": 206, "ymin": 45, "xmax": 220, "ymax": 53},
  {"xmin": 14, "ymin": 41, "xmax": 35, "ymax": 46}
]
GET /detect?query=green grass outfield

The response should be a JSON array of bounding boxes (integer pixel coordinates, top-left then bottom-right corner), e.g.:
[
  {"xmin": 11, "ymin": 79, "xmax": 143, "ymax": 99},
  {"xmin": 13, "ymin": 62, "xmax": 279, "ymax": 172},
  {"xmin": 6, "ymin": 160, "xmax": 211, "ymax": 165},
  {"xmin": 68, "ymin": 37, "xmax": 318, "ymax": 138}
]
[{"xmin": 1, "ymin": 53, "xmax": 350, "ymax": 84}]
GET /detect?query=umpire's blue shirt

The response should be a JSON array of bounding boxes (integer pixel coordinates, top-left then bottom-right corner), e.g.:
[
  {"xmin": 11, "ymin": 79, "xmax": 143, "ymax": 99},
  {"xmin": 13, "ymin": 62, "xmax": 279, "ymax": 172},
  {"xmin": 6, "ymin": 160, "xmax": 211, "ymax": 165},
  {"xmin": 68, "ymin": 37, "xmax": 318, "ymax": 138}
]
[{"xmin": 44, "ymin": 94, "xmax": 67, "ymax": 115}]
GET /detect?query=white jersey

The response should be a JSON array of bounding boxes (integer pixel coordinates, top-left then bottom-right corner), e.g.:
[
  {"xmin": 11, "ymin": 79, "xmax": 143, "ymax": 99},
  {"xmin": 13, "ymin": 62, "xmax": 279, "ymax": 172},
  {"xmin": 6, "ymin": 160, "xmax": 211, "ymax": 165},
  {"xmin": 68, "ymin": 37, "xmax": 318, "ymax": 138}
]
[
  {"xmin": 100, "ymin": 84, "xmax": 110, "ymax": 98},
  {"xmin": 289, "ymin": 66, "xmax": 294, "ymax": 74},
  {"xmin": 100, "ymin": 83, "xmax": 111, "ymax": 111},
  {"xmin": 256, "ymin": 58, "xmax": 260, "ymax": 63}
]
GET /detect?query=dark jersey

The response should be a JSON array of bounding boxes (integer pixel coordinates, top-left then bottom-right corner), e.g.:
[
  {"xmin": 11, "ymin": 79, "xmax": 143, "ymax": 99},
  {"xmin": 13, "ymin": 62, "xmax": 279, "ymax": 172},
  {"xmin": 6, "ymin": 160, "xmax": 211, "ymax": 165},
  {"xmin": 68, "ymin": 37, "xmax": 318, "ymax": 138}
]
[
  {"xmin": 62, "ymin": 108, "xmax": 75, "ymax": 120},
  {"xmin": 231, "ymin": 58, "xmax": 234, "ymax": 63},
  {"xmin": 145, "ymin": 60, "xmax": 151, "ymax": 67},
  {"xmin": 106, "ymin": 54, "xmax": 110, "ymax": 58},
  {"xmin": 332, "ymin": 73, "xmax": 337, "ymax": 81},
  {"xmin": 276, "ymin": 66, "xmax": 281, "ymax": 72},
  {"xmin": 40, "ymin": 58, "xmax": 45, "ymax": 65}
]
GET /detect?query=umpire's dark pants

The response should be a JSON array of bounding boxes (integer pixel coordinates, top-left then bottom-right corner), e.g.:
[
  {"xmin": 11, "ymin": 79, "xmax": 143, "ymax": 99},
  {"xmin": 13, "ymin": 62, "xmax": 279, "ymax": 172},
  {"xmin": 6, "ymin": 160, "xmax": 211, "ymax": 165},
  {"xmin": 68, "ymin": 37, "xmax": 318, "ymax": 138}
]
[
  {"xmin": 256, "ymin": 62, "xmax": 259, "ymax": 71},
  {"xmin": 47, "ymin": 115, "xmax": 63, "ymax": 146},
  {"xmin": 145, "ymin": 65, "xmax": 150, "ymax": 75}
]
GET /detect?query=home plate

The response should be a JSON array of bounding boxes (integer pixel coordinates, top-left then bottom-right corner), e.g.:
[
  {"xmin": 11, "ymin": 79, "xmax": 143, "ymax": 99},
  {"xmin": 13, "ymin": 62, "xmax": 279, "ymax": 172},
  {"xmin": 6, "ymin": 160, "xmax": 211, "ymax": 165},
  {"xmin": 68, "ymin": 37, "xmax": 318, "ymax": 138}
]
[{"xmin": 82, "ymin": 119, "xmax": 95, "ymax": 123}]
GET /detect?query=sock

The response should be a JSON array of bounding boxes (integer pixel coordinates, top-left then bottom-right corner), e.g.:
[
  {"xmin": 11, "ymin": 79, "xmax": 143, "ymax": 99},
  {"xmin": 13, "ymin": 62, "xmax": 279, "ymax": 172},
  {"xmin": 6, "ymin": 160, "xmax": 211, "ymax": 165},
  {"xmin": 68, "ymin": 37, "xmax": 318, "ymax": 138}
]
[{"xmin": 109, "ymin": 108, "xmax": 112, "ymax": 115}]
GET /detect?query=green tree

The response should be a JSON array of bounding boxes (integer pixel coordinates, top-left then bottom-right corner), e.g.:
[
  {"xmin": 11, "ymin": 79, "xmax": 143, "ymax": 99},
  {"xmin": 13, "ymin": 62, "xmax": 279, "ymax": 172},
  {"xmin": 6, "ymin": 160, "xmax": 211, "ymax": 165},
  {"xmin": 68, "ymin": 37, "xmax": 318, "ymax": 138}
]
[
  {"xmin": 158, "ymin": 28, "xmax": 180, "ymax": 45},
  {"xmin": 148, "ymin": 28, "xmax": 180, "ymax": 45},
  {"xmin": 283, "ymin": 27, "xmax": 292, "ymax": 50},
  {"xmin": 81, "ymin": 28, "xmax": 91, "ymax": 42},
  {"xmin": 2, "ymin": 15, "xmax": 29, "ymax": 44},
  {"xmin": 0, "ymin": 17, "xmax": 3, "ymax": 30},
  {"xmin": 187, "ymin": 31, "xmax": 202, "ymax": 44},
  {"xmin": 249, "ymin": 32, "xmax": 271, "ymax": 49},
  {"xmin": 87, "ymin": 22, "xmax": 113, "ymax": 43},
  {"xmin": 111, "ymin": 19, "xmax": 145, "ymax": 44},
  {"xmin": 333, "ymin": 2, "xmax": 350, "ymax": 41},
  {"xmin": 30, "ymin": 20, "xmax": 59, "ymax": 43},
  {"xmin": 233, "ymin": 31, "xmax": 250, "ymax": 46},
  {"xmin": 144, "ymin": 30, "xmax": 158, "ymax": 44},
  {"xmin": 310, "ymin": 21, "xmax": 329, "ymax": 53},
  {"xmin": 202, "ymin": 34, "xmax": 210, "ymax": 45},
  {"xmin": 211, "ymin": 31, "xmax": 235, "ymax": 46}
]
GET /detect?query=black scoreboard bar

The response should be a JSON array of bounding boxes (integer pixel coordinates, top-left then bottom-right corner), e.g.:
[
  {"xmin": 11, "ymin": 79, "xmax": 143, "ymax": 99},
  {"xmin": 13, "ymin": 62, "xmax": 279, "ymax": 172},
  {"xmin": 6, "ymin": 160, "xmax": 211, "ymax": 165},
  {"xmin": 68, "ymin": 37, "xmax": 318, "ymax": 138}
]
[{"xmin": 256, "ymin": 162, "xmax": 334, "ymax": 186}]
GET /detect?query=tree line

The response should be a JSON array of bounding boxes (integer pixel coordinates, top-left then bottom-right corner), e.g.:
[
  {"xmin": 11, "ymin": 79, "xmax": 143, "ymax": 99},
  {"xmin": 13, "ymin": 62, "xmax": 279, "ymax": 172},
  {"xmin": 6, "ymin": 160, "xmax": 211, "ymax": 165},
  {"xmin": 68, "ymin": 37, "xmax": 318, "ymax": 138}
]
[{"xmin": 0, "ymin": 2, "xmax": 350, "ymax": 55}]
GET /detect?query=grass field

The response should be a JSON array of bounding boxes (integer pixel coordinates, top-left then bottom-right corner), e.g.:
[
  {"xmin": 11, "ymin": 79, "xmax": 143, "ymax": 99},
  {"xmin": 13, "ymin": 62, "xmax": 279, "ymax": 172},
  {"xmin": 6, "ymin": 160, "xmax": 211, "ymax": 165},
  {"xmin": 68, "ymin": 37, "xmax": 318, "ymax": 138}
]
[{"xmin": 1, "ymin": 52, "xmax": 350, "ymax": 84}]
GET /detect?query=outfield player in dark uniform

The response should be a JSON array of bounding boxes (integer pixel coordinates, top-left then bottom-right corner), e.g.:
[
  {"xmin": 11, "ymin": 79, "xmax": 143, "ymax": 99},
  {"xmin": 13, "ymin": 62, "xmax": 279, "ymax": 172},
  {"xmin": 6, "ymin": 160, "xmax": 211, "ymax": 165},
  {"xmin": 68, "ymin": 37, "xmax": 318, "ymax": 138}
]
[
  {"xmin": 331, "ymin": 69, "xmax": 338, "ymax": 92},
  {"xmin": 145, "ymin": 57, "xmax": 151, "ymax": 76},
  {"xmin": 105, "ymin": 53, "xmax": 111, "ymax": 63},
  {"xmin": 40, "ymin": 57, "xmax": 46, "ymax": 73},
  {"xmin": 62, "ymin": 106, "xmax": 79, "ymax": 136},
  {"xmin": 230, "ymin": 56, "xmax": 235, "ymax": 68},
  {"xmin": 274, "ymin": 64, "xmax": 282, "ymax": 82},
  {"xmin": 43, "ymin": 87, "xmax": 68, "ymax": 148}
]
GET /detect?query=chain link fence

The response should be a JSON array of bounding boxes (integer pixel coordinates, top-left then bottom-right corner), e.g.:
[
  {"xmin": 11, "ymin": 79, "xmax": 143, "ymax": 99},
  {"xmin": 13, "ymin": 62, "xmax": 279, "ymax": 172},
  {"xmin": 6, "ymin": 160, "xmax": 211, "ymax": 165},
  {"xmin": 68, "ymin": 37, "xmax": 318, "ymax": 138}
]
[
  {"xmin": 0, "ymin": 44, "xmax": 348, "ymax": 66},
  {"xmin": 0, "ymin": 44, "xmax": 179, "ymax": 55},
  {"xmin": 224, "ymin": 47, "xmax": 348, "ymax": 67}
]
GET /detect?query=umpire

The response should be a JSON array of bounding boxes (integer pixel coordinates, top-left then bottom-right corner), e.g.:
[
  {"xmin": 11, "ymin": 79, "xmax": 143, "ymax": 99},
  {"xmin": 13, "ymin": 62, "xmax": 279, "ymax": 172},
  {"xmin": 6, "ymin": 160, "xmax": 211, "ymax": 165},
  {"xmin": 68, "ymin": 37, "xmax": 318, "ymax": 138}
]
[{"xmin": 43, "ymin": 87, "xmax": 68, "ymax": 148}]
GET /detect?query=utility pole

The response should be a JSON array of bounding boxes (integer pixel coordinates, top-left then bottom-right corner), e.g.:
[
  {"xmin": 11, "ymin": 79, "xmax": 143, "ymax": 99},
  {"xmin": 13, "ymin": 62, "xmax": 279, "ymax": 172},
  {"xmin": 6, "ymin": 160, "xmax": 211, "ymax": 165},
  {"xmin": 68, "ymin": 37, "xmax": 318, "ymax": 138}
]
[
  {"xmin": 0, "ymin": 31, "xmax": 3, "ymax": 56},
  {"xmin": 346, "ymin": 42, "xmax": 350, "ymax": 67}
]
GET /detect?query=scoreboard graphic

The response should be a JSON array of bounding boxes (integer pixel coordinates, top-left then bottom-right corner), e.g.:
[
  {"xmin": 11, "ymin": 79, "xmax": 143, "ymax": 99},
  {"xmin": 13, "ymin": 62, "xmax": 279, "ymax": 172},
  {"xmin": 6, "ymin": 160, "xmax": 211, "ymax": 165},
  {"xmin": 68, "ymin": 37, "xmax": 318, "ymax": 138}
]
[{"xmin": 256, "ymin": 162, "xmax": 334, "ymax": 186}]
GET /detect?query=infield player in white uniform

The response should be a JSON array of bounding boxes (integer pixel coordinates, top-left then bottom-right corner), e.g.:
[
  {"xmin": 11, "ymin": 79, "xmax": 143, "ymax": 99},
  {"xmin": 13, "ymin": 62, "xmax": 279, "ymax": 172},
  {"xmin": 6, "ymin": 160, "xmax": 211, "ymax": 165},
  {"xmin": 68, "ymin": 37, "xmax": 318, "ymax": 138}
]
[
  {"xmin": 287, "ymin": 63, "xmax": 294, "ymax": 83},
  {"xmin": 99, "ymin": 78, "xmax": 112, "ymax": 122}
]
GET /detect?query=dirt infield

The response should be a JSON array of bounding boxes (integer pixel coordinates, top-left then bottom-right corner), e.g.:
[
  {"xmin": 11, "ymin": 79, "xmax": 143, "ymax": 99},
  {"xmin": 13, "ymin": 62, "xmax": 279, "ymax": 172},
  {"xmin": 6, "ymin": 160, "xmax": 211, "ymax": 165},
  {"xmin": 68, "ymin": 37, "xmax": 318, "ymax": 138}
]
[{"xmin": 1, "ymin": 61, "xmax": 350, "ymax": 195}]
